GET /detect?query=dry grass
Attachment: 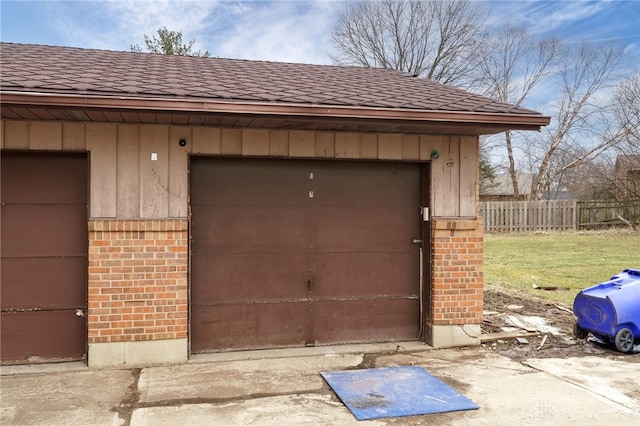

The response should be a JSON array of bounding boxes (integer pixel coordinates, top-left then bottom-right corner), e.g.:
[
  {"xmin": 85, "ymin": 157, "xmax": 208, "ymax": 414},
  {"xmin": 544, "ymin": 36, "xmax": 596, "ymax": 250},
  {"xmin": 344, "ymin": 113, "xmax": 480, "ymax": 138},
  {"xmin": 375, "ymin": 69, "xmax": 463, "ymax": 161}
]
[{"xmin": 483, "ymin": 229, "xmax": 640, "ymax": 307}]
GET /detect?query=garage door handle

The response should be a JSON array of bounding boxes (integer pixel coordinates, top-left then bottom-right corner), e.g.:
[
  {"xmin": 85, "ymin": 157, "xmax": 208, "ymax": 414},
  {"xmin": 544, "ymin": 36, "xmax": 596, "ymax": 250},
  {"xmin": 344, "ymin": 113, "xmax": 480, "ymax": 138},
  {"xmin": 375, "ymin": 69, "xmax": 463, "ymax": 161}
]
[{"xmin": 308, "ymin": 278, "xmax": 313, "ymax": 290}]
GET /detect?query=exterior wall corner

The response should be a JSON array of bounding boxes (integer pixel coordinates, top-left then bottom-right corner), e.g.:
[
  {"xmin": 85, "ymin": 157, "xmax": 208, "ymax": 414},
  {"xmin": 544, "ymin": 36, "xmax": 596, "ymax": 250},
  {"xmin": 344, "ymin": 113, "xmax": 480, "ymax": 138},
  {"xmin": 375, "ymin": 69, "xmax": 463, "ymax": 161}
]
[{"xmin": 428, "ymin": 217, "xmax": 484, "ymax": 347}]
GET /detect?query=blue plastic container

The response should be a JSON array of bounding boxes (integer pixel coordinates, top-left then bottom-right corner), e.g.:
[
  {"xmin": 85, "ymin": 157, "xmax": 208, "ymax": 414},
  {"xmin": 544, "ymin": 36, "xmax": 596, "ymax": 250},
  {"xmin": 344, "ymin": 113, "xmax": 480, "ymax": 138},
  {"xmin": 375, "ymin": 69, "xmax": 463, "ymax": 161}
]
[{"xmin": 573, "ymin": 269, "xmax": 640, "ymax": 353}]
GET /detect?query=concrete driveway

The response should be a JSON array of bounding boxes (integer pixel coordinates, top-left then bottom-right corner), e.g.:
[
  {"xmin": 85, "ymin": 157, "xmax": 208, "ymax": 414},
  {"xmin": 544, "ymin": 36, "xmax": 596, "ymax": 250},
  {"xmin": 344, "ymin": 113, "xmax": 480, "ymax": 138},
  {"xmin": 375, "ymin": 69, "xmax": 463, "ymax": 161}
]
[{"xmin": 1, "ymin": 342, "xmax": 638, "ymax": 425}]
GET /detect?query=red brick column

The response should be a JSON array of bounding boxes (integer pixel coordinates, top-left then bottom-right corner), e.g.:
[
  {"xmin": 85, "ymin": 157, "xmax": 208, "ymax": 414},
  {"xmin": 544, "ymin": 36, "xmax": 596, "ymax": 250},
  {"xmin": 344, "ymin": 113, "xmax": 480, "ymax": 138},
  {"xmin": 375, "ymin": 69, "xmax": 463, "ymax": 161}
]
[
  {"xmin": 87, "ymin": 219, "xmax": 188, "ymax": 344},
  {"xmin": 431, "ymin": 219, "xmax": 484, "ymax": 327}
]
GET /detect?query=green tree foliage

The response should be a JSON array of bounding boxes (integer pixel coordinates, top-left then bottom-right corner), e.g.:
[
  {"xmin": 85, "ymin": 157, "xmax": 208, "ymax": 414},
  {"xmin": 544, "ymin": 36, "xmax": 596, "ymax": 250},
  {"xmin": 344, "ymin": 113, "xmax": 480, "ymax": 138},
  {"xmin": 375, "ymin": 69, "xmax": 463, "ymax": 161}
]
[{"xmin": 131, "ymin": 27, "xmax": 210, "ymax": 57}]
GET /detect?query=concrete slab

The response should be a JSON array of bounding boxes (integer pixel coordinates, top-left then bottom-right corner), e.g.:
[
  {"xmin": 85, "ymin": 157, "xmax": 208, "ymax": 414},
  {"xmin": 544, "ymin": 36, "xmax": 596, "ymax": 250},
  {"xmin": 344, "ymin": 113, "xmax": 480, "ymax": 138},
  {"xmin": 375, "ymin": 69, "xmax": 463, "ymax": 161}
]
[
  {"xmin": 0, "ymin": 369, "xmax": 132, "ymax": 426},
  {"xmin": 377, "ymin": 349, "xmax": 640, "ymax": 425},
  {"xmin": 2, "ymin": 345, "xmax": 638, "ymax": 426},
  {"xmin": 131, "ymin": 394, "xmax": 384, "ymax": 426},
  {"xmin": 444, "ymin": 371, "xmax": 640, "ymax": 426},
  {"xmin": 524, "ymin": 356, "xmax": 640, "ymax": 413},
  {"xmin": 375, "ymin": 347, "xmax": 533, "ymax": 373},
  {"xmin": 138, "ymin": 353, "xmax": 363, "ymax": 403}
]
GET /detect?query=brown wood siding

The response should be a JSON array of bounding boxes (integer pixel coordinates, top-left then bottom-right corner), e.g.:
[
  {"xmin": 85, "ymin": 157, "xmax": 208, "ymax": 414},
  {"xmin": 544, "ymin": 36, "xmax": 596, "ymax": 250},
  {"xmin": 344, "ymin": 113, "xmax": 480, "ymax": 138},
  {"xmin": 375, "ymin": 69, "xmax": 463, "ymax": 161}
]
[
  {"xmin": 1, "ymin": 152, "xmax": 88, "ymax": 363},
  {"xmin": 1, "ymin": 120, "xmax": 478, "ymax": 219},
  {"xmin": 430, "ymin": 136, "xmax": 479, "ymax": 217},
  {"xmin": 190, "ymin": 158, "xmax": 421, "ymax": 352}
]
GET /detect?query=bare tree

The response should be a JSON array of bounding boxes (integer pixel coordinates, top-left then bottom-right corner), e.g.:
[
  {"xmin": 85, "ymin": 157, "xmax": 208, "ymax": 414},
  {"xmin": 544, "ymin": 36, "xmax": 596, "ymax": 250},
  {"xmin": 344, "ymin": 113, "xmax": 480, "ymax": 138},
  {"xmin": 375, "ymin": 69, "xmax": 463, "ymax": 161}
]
[
  {"xmin": 528, "ymin": 42, "xmax": 626, "ymax": 199},
  {"xmin": 478, "ymin": 28, "xmax": 562, "ymax": 197},
  {"xmin": 612, "ymin": 71, "xmax": 640, "ymax": 148},
  {"xmin": 559, "ymin": 154, "xmax": 612, "ymax": 200},
  {"xmin": 131, "ymin": 27, "xmax": 210, "ymax": 57},
  {"xmin": 330, "ymin": 0, "xmax": 487, "ymax": 87},
  {"xmin": 607, "ymin": 73, "xmax": 640, "ymax": 228}
]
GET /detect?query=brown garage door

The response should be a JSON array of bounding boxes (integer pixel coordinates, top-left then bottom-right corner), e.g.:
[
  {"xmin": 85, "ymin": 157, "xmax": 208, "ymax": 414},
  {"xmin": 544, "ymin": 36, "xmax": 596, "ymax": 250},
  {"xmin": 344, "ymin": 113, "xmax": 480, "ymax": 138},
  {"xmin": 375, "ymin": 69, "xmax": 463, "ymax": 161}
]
[
  {"xmin": 1, "ymin": 152, "xmax": 88, "ymax": 363},
  {"xmin": 191, "ymin": 158, "xmax": 421, "ymax": 352}
]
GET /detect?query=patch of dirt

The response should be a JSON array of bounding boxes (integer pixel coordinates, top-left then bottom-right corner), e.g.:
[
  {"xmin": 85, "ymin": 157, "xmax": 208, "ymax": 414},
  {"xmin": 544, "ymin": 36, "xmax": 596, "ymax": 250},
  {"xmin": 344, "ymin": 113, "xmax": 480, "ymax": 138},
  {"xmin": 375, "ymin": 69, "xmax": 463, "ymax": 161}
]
[{"xmin": 482, "ymin": 286, "xmax": 635, "ymax": 362}]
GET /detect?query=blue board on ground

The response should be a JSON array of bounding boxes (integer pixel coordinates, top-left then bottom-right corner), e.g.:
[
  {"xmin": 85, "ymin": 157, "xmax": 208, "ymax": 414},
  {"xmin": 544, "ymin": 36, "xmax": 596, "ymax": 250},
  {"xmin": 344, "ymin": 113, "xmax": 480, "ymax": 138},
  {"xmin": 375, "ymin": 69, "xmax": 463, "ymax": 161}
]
[{"xmin": 321, "ymin": 365, "xmax": 479, "ymax": 420}]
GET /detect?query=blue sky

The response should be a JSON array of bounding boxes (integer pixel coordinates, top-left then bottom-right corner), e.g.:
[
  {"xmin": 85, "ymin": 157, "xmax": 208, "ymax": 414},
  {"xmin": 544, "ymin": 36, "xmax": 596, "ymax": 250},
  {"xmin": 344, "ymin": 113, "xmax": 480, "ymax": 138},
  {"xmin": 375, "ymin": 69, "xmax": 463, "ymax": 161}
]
[{"xmin": 1, "ymin": 0, "xmax": 638, "ymax": 67}]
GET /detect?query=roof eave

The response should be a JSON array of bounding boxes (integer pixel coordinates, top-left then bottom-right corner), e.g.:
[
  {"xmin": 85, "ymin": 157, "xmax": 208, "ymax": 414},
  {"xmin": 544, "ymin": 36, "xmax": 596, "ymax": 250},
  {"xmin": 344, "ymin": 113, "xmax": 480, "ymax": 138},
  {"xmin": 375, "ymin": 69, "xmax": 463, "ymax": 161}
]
[{"xmin": 0, "ymin": 91, "xmax": 551, "ymax": 130}]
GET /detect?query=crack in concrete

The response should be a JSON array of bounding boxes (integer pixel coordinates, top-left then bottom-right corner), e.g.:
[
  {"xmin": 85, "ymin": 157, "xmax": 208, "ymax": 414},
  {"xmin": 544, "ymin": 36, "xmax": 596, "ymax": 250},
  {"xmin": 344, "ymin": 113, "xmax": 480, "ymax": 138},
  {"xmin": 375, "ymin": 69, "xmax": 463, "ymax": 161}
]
[
  {"xmin": 461, "ymin": 325, "xmax": 481, "ymax": 339},
  {"xmin": 117, "ymin": 348, "xmax": 410, "ymax": 415},
  {"xmin": 114, "ymin": 368, "xmax": 141, "ymax": 426},
  {"xmin": 132, "ymin": 389, "xmax": 330, "ymax": 410}
]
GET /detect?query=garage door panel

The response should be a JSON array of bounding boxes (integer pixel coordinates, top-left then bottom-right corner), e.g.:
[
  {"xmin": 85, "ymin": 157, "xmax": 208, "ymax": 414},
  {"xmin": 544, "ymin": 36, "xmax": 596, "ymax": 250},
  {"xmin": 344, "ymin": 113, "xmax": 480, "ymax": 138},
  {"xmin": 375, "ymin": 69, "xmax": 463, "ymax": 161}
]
[
  {"xmin": 312, "ymin": 252, "xmax": 418, "ymax": 297},
  {"xmin": 1, "ymin": 257, "xmax": 87, "ymax": 308},
  {"xmin": 312, "ymin": 206, "xmax": 418, "ymax": 251},
  {"xmin": 191, "ymin": 253, "xmax": 309, "ymax": 302},
  {"xmin": 1, "ymin": 204, "xmax": 87, "ymax": 257},
  {"xmin": 191, "ymin": 302, "xmax": 308, "ymax": 352},
  {"xmin": 0, "ymin": 310, "xmax": 86, "ymax": 363},
  {"xmin": 1, "ymin": 152, "xmax": 88, "ymax": 363},
  {"xmin": 310, "ymin": 298, "xmax": 419, "ymax": 344},
  {"xmin": 191, "ymin": 158, "xmax": 421, "ymax": 353},
  {"xmin": 191, "ymin": 205, "xmax": 309, "ymax": 254},
  {"xmin": 312, "ymin": 163, "xmax": 419, "ymax": 206},
  {"xmin": 1, "ymin": 153, "xmax": 87, "ymax": 204},
  {"xmin": 190, "ymin": 159, "xmax": 311, "ymax": 206}
]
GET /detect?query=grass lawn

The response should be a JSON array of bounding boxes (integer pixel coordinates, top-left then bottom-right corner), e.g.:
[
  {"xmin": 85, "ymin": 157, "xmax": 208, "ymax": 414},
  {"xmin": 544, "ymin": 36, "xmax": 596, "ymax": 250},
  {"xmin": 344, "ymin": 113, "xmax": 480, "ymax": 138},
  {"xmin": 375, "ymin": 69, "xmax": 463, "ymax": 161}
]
[{"xmin": 483, "ymin": 230, "xmax": 640, "ymax": 307}]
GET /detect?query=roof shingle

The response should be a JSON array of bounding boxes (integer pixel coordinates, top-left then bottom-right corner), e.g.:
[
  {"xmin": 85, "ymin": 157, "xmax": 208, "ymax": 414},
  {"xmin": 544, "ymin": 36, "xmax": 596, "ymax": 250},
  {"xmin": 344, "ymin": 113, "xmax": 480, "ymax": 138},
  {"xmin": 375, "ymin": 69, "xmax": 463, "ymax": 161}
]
[{"xmin": 1, "ymin": 42, "xmax": 540, "ymax": 116}]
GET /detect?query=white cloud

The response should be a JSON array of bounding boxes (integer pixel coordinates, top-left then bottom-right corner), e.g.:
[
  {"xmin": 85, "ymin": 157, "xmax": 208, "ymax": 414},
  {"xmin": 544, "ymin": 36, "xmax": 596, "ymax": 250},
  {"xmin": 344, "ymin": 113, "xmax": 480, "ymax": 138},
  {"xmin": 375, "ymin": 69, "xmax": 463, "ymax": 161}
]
[
  {"xmin": 485, "ymin": 0, "xmax": 640, "ymax": 43},
  {"xmin": 49, "ymin": 0, "xmax": 222, "ymax": 52},
  {"xmin": 45, "ymin": 0, "xmax": 342, "ymax": 63},
  {"xmin": 209, "ymin": 1, "xmax": 341, "ymax": 64},
  {"xmin": 34, "ymin": 0, "xmax": 639, "ymax": 68}
]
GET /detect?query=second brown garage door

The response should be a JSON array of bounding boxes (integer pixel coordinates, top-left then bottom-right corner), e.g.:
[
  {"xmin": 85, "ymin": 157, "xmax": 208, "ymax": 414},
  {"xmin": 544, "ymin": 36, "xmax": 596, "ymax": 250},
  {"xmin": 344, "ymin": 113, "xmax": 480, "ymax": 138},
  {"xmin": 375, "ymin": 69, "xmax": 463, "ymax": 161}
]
[
  {"xmin": 191, "ymin": 158, "xmax": 421, "ymax": 352},
  {"xmin": 1, "ymin": 152, "xmax": 88, "ymax": 363}
]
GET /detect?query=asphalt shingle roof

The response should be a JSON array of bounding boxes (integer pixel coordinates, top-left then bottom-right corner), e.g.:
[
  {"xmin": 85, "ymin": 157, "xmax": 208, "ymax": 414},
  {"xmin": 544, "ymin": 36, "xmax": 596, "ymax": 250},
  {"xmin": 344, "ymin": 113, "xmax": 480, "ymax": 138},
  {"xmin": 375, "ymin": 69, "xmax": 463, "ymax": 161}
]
[{"xmin": 1, "ymin": 42, "xmax": 541, "ymax": 117}]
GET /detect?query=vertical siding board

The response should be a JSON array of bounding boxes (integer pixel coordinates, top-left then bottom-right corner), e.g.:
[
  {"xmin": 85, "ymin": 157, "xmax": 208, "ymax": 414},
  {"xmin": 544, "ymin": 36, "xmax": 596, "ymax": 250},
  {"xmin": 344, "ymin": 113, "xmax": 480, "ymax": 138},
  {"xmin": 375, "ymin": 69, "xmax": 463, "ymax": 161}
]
[
  {"xmin": 429, "ymin": 136, "xmax": 460, "ymax": 217},
  {"xmin": 29, "ymin": 122, "xmax": 62, "ymax": 150},
  {"xmin": 420, "ymin": 134, "xmax": 456, "ymax": 162},
  {"xmin": 419, "ymin": 135, "xmax": 433, "ymax": 161},
  {"xmin": 4, "ymin": 121, "xmax": 29, "ymax": 149},
  {"xmin": 378, "ymin": 134, "xmax": 403, "ymax": 159},
  {"xmin": 315, "ymin": 132, "xmax": 335, "ymax": 158},
  {"xmin": 221, "ymin": 128, "xmax": 242, "ymax": 155},
  {"xmin": 192, "ymin": 127, "xmax": 220, "ymax": 154},
  {"xmin": 140, "ymin": 125, "xmax": 169, "ymax": 218},
  {"xmin": 289, "ymin": 130, "xmax": 315, "ymax": 157},
  {"xmin": 360, "ymin": 134, "xmax": 378, "ymax": 159},
  {"xmin": 426, "ymin": 135, "xmax": 445, "ymax": 217},
  {"xmin": 401, "ymin": 135, "xmax": 420, "ymax": 160},
  {"xmin": 269, "ymin": 130, "xmax": 289, "ymax": 156},
  {"xmin": 169, "ymin": 126, "xmax": 192, "ymax": 217},
  {"xmin": 116, "ymin": 125, "xmax": 140, "ymax": 218},
  {"xmin": 459, "ymin": 136, "xmax": 478, "ymax": 217},
  {"xmin": 241, "ymin": 129, "xmax": 269, "ymax": 156},
  {"xmin": 63, "ymin": 123, "xmax": 87, "ymax": 151},
  {"xmin": 335, "ymin": 132, "xmax": 360, "ymax": 158},
  {"xmin": 87, "ymin": 123, "xmax": 117, "ymax": 218}
]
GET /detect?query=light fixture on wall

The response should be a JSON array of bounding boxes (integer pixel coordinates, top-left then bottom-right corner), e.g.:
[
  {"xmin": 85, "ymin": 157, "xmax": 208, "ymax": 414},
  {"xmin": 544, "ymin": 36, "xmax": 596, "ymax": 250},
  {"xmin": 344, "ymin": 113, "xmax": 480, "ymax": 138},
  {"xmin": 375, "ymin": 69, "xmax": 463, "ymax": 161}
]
[
  {"xmin": 179, "ymin": 137, "xmax": 187, "ymax": 147},
  {"xmin": 430, "ymin": 150, "xmax": 440, "ymax": 160}
]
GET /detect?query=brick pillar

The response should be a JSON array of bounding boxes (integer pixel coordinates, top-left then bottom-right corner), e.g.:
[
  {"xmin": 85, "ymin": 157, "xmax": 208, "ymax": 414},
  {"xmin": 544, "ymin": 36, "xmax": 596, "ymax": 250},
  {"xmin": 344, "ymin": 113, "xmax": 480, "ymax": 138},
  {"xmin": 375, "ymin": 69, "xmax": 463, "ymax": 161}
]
[
  {"xmin": 430, "ymin": 218, "xmax": 483, "ymax": 347},
  {"xmin": 87, "ymin": 219, "xmax": 188, "ymax": 367}
]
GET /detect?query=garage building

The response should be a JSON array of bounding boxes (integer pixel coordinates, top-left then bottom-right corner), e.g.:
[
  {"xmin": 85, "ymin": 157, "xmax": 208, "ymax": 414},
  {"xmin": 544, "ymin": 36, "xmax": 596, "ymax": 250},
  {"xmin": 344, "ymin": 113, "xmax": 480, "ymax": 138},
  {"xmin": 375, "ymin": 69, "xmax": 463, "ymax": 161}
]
[{"xmin": 0, "ymin": 43, "xmax": 549, "ymax": 367}]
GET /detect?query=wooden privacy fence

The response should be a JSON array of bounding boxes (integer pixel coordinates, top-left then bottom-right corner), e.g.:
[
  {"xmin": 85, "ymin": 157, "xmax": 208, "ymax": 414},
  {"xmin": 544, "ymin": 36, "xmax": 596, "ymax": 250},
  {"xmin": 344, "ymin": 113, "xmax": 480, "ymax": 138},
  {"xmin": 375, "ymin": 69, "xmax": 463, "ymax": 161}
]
[
  {"xmin": 481, "ymin": 200, "xmax": 578, "ymax": 232},
  {"xmin": 480, "ymin": 200, "xmax": 639, "ymax": 232}
]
